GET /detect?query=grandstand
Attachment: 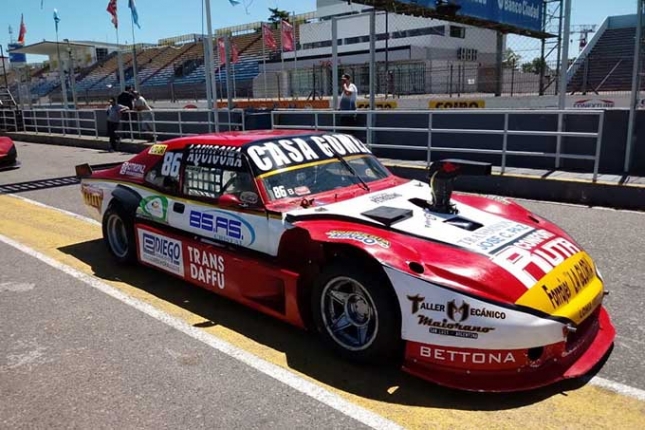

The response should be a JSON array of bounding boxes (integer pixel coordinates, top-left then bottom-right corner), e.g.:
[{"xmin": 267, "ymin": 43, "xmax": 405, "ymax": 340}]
[{"xmin": 567, "ymin": 14, "xmax": 639, "ymax": 93}]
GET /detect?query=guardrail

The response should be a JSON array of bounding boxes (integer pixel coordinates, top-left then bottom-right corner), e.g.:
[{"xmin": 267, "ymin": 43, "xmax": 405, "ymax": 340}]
[
  {"xmin": 116, "ymin": 109, "xmax": 245, "ymax": 142},
  {"xmin": 0, "ymin": 109, "xmax": 18, "ymax": 132},
  {"xmin": 22, "ymin": 109, "xmax": 99, "ymax": 138},
  {"xmin": 2, "ymin": 108, "xmax": 246, "ymax": 143},
  {"xmin": 270, "ymin": 109, "xmax": 605, "ymax": 182}
]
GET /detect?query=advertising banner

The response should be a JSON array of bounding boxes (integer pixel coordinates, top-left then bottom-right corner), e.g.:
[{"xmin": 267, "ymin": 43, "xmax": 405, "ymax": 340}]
[{"xmin": 395, "ymin": 0, "xmax": 543, "ymax": 33}]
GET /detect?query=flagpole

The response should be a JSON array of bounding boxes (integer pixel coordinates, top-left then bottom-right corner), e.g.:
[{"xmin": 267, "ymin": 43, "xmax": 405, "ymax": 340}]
[
  {"xmin": 54, "ymin": 13, "xmax": 69, "ymax": 109},
  {"xmin": 262, "ymin": 23, "xmax": 267, "ymax": 99},
  {"xmin": 204, "ymin": 0, "xmax": 219, "ymax": 132},
  {"xmin": 116, "ymin": 27, "xmax": 125, "ymax": 93},
  {"xmin": 293, "ymin": 12, "xmax": 299, "ymax": 100},
  {"xmin": 130, "ymin": 11, "xmax": 139, "ymax": 91}
]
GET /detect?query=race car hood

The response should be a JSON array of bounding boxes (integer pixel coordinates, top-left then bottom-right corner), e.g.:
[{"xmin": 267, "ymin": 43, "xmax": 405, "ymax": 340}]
[{"xmin": 286, "ymin": 181, "xmax": 604, "ymax": 324}]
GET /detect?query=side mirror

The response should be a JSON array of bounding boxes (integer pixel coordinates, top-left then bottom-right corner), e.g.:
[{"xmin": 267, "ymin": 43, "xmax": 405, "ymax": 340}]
[{"xmin": 218, "ymin": 193, "xmax": 243, "ymax": 208}]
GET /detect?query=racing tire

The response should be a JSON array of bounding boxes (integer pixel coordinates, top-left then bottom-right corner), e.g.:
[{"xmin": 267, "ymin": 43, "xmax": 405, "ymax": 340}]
[
  {"xmin": 311, "ymin": 263, "xmax": 402, "ymax": 364},
  {"xmin": 102, "ymin": 203, "xmax": 137, "ymax": 264}
]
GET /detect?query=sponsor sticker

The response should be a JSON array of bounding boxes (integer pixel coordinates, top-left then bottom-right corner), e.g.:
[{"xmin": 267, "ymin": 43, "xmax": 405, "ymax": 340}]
[
  {"xmin": 247, "ymin": 134, "xmax": 371, "ymax": 174},
  {"xmin": 185, "ymin": 144, "xmax": 243, "ymax": 169},
  {"xmin": 514, "ymin": 251, "xmax": 603, "ymax": 324},
  {"xmin": 326, "ymin": 230, "xmax": 390, "ymax": 248},
  {"xmin": 457, "ymin": 221, "xmax": 533, "ymax": 253},
  {"xmin": 138, "ymin": 195, "xmax": 169, "ymax": 222},
  {"xmin": 407, "ymin": 342, "xmax": 524, "ymax": 371},
  {"xmin": 148, "ymin": 144, "xmax": 168, "ymax": 156},
  {"xmin": 369, "ymin": 192, "xmax": 401, "ymax": 204},
  {"xmin": 138, "ymin": 230, "xmax": 184, "ymax": 276},
  {"xmin": 81, "ymin": 184, "xmax": 103, "ymax": 213},
  {"xmin": 189, "ymin": 209, "xmax": 256, "ymax": 247},
  {"xmin": 186, "ymin": 244, "xmax": 225, "ymax": 289},
  {"xmin": 119, "ymin": 161, "xmax": 146, "ymax": 179},
  {"xmin": 294, "ymin": 186, "xmax": 311, "ymax": 196},
  {"xmin": 406, "ymin": 295, "xmax": 499, "ymax": 339}
]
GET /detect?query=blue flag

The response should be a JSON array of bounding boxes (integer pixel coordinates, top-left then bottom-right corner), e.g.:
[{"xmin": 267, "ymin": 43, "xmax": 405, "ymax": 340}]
[
  {"xmin": 53, "ymin": 9, "xmax": 60, "ymax": 32},
  {"xmin": 229, "ymin": 0, "xmax": 241, "ymax": 5},
  {"xmin": 129, "ymin": 0, "xmax": 141, "ymax": 28}
]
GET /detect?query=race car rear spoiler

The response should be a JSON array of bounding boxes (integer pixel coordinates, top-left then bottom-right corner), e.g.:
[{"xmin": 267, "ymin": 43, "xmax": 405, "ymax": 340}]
[
  {"xmin": 75, "ymin": 161, "xmax": 123, "ymax": 179},
  {"xmin": 427, "ymin": 159, "xmax": 491, "ymax": 214}
]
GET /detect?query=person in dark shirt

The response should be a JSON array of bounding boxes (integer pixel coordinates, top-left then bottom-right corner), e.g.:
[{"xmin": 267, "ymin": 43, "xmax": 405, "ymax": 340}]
[{"xmin": 117, "ymin": 85, "xmax": 135, "ymax": 109}]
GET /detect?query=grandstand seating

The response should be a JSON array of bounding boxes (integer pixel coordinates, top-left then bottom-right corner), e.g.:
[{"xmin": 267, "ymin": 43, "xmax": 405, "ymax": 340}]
[
  {"xmin": 568, "ymin": 27, "xmax": 638, "ymax": 93},
  {"xmin": 142, "ymin": 43, "xmax": 204, "ymax": 87},
  {"xmin": 21, "ymin": 22, "xmax": 290, "ymax": 100}
]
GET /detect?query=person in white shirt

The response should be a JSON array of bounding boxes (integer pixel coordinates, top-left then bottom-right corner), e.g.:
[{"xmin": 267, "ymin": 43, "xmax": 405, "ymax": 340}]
[
  {"xmin": 339, "ymin": 73, "xmax": 358, "ymax": 132},
  {"xmin": 133, "ymin": 91, "xmax": 155, "ymax": 141}
]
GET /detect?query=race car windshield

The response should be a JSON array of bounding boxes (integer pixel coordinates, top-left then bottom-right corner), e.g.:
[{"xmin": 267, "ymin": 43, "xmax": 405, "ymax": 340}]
[{"xmin": 261, "ymin": 155, "xmax": 390, "ymax": 201}]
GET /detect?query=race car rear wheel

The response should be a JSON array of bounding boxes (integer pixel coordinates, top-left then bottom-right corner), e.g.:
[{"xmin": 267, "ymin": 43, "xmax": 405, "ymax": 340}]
[
  {"xmin": 311, "ymin": 264, "xmax": 401, "ymax": 364},
  {"xmin": 102, "ymin": 203, "xmax": 137, "ymax": 264}
]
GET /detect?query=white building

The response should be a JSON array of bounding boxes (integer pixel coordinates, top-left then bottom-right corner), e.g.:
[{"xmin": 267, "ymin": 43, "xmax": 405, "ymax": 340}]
[{"xmin": 263, "ymin": 0, "xmax": 500, "ymax": 96}]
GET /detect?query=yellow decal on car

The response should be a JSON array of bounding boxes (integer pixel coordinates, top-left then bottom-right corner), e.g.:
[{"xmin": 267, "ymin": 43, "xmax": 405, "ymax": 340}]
[
  {"xmin": 514, "ymin": 251, "xmax": 604, "ymax": 324},
  {"xmin": 149, "ymin": 144, "xmax": 168, "ymax": 156}
]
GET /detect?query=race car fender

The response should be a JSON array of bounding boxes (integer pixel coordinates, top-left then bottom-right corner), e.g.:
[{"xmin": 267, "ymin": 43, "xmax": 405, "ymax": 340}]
[
  {"xmin": 288, "ymin": 219, "xmax": 422, "ymax": 271},
  {"xmin": 111, "ymin": 184, "xmax": 143, "ymax": 215}
]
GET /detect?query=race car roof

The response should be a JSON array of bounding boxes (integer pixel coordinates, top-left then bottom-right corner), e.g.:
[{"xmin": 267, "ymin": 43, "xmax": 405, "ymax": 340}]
[
  {"xmin": 161, "ymin": 129, "xmax": 321, "ymax": 150},
  {"xmin": 158, "ymin": 130, "xmax": 373, "ymax": 176}
]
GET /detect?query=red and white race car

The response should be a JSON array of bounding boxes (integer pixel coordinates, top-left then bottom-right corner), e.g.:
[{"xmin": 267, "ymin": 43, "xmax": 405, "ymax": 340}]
[
  {"xmin": 76, "ymin": 130, "xmax": 615, "ymax": 392},
  {"xmin": 0, "ymin": 136, "xmax": 19, "ymax": 170}
]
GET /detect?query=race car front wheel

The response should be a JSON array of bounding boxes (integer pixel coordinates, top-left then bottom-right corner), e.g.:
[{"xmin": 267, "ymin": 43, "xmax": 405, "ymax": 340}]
[
  {"xmin": 102, "ymin": 203, "xmax": 137, "ymax": 264},
  {"xmin": 311, "ymin": 264, "xmax": 401, "ymax": 364}
]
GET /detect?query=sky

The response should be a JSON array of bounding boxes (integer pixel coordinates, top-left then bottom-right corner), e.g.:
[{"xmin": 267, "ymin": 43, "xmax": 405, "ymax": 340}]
[{"xmin": 0, "ymin": 0, "xmax": 639, "ymax": 62}]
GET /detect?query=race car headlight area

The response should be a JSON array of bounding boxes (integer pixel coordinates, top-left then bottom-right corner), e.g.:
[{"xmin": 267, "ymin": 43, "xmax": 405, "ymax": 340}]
[{"xmin": 384, "ymin": 266, "xmax": 614, "ymax": 391}]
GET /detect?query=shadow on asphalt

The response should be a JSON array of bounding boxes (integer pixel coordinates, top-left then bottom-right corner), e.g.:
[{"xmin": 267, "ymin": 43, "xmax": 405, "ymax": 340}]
[{"xmin": 59, "ymin": 238, "xmax": 612, "ymax": 411}]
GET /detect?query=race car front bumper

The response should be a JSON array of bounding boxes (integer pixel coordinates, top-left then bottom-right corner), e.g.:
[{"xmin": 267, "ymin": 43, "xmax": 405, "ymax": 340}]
[{"xmin": 401, "ymin": 306, "xmax": 615, "ymax": 392}]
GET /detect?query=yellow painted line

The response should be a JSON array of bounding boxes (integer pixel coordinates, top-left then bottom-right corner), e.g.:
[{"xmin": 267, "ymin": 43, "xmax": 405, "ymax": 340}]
[{"xmin": 1, "ymin": 194, "xmax": 644, "ymax": 430}]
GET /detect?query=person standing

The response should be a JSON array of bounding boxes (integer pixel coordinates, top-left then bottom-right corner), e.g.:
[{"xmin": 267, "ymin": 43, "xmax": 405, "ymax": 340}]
[
  {"xmin": 133, "ymin": 91, "xmax": 156, "ymax": 141},
  {"xmin": 339, "ymin": 73, "xmax": 358, "ymax": 131},
  {"xmin": 117, "ymin": 85, "xmax": 135, "ymax": 136},
  {"xmin": 106, "ymin": 97, "xmax": 128, "ymax": 152},
  {"xmin": 117, "ymin": 85, "xmax": 135, "ymax": 109}
]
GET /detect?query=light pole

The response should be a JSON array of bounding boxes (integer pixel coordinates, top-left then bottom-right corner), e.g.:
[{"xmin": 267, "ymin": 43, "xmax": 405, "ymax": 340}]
[
  {"xmin": 64, "ymin": 39, "xmax": 78, "ymax": 109},
  {"xmin": 0, "ymin": 44, "xmax": 8, "ymax": 89}
]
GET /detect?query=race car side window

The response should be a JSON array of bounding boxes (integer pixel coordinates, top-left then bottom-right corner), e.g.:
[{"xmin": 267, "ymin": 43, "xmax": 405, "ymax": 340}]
[
  {"xmin": 182, "ymin": 159, "xmax": 261, "ymax": 206},
  {"xmin": 144, "ymin": 150, "xmax": 182, "ymax": 194}
]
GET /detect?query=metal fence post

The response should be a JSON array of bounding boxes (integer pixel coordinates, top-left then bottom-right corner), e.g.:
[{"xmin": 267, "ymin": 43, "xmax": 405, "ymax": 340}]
[
  {"xmin": 367, "ymin": 110, "xmax": 373, "ymax": 148},
  {"xmin": 152, "ymin": 111, "xmax": 157, "ymax": 142},
  {"xmin": 501, "ymin": 112, "xmax": 509, "ymax": 174},
  {"xmin": 178, "ymin": 111, "xmax": 183, "ymax": 136},
  {"xmin": 555, "ymin": 112, "xmax": 563, "ymax": 168},
  {"xmin": 128, "ymin": 112, "xmax": 134, "ymax": 141},
  {"xmin": 593, "ymin": 111, "xmax": 605, "ymax": 183},
  {"xmin": 46, "ymin": 110, "xmax": 51, "ymax": 134},
  {"xmin": 314, "ymin": 111, "xmax": 319, "ymax": 130},
  {"xmin": 426, "ymin": 112, "xmax": 433, "ymax": 167},
  {"xmin": 76, "ymin": 109, "xmax": 81, "ymax": 137},
  {"xmin": 94, "ymin": 110, "xmax": 98, "ymax": 139}
]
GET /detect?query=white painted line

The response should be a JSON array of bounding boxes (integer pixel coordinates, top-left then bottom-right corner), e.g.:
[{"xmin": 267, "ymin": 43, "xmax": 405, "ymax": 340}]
[
  {"xmin": 589, "ymin": 377, "xmax": 645, "ymax": 402},
  {"xmin": 7, "ymin": 194, "xmax": 101, "ymax": 226},
  {"xmin": 0, "ymin": 233, "xmax": 403, "ymax": 430}
]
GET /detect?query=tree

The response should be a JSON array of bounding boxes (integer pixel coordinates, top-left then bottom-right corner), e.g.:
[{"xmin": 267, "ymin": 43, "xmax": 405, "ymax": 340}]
[
  {"xmin": 521, "ymin": 57, "xmax": 547, "ymax": 75},
  {"xmin": 268, "ymin": 7, "xmax": 290, "ymax": 28},
  {"xmin": 502, "ymin": 48, "xmax": 521, "ymax": 69}
]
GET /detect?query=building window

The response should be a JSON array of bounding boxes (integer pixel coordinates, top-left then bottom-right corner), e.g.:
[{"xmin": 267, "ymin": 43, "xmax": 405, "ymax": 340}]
[{"xmin": 449, "ymin": 26, "xmax": 466, "ymax": 39}]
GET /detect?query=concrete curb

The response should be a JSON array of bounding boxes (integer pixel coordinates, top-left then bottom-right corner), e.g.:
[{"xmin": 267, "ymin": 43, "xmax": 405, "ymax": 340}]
[
  {"xmin": 4, "ymin": 131, "xmax": 645, "ymax": 211},
  {"xmin": 1, "ymin": 132, "xmax": 150, "ymax": 154}
]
